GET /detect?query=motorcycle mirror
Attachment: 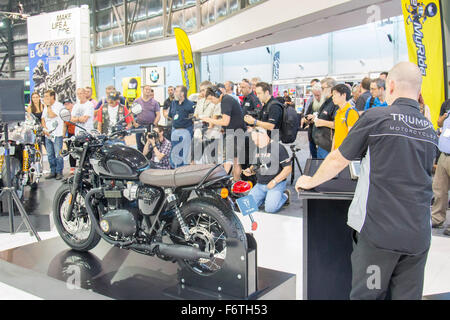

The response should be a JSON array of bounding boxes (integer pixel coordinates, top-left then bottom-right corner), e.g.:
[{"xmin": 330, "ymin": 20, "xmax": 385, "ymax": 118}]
[
  {"xmin": 59, "ymin": 108, "xmax": 72, "ymax": 122},
  {"xmin": 131, "ymin": 103, "xmax": 142, "ymax": 115}
]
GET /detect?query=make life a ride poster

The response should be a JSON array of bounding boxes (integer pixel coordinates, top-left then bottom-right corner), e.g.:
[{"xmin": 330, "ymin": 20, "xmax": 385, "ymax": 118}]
[{"xmin": 28, "ymin": 38, "xmax": 76, "ymax": 103}]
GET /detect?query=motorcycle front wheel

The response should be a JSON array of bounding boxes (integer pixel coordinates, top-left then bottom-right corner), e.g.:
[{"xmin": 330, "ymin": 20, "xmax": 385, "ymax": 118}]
[
  {"xmin": 53, "ymin": 184, "xmax": 101, "ymax": 252},
  {"xmin": 170, "ymin": 197, "xmax": 247, "ymax": 276}
]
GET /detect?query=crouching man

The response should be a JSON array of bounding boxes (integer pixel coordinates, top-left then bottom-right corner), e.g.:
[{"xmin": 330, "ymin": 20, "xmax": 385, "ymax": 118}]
[
  {"xmin": 143, "ymin": 125, "xmax": 172, "ymax": 170},
  {"xmin": 244, "ymin": 128, "xmax": 291, "ymax": 213}
]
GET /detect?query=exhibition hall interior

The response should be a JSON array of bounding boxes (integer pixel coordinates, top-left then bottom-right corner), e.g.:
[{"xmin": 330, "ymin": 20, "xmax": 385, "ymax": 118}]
[{"xmin": 0, "ymin": 0, "xmax": 448, "ymax": 301}]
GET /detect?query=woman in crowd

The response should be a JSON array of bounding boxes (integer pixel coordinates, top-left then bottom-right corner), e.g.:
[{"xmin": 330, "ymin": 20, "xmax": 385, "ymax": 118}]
[{"xmin": 27, "ymin": 92, "xmax": 45, "ymax": 122}]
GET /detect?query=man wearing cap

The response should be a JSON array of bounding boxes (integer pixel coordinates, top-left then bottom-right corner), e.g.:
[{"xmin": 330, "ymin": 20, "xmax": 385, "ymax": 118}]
[{"xmin": 96, "ymin": 92, "xmax": 135, "ymax": 135}]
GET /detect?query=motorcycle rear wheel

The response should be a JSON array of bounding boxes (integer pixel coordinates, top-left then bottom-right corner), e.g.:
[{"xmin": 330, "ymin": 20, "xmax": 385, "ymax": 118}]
[
  {"xmin": 171, "ymin": 197, "xmax": 247, "ymax": 276},
  {"xmin": 53, "ymin": 184, "xmax": 101, "ymax": 252}
]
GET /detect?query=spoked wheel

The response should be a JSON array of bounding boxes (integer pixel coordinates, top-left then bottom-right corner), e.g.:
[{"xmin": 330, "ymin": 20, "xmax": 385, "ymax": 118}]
[
  {"xmin": 171, "ymin": 198, "xmax": 247, "ymax": 276},
  {"xmin": 53, "ymin": 184, "xmax": 100, "ymax": 252}
]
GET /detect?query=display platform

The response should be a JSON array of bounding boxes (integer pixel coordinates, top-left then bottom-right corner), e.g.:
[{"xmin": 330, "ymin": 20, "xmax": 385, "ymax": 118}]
[{"xmin": 0, "ymin": 237, "xmax": 296, "ymax": 300}]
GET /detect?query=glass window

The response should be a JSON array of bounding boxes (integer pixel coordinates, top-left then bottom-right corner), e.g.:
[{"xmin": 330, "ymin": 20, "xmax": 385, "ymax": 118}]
[
  {"xmin": 148, "ymin": 0, "xmax": 163, "ymax": 17},
  {"xmin": 216, "ymin": 0, "xmax": 228, "ymax": 20},
  {"xmin": 96, "ymin": 9, "xmax": 111, "ymax": 32},
  {"xmin": 184, "ymin": 5, "xmax": 197, "ymax": 31}
]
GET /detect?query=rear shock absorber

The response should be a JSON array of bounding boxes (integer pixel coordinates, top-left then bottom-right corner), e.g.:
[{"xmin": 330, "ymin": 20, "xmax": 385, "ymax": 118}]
[
  {"xmin": 165, "ymin": 189, "xmax": 190, "ymax": 241},
  {"xmin": 22, "ymin": 149, "xmax": 29, "ymax": 172}
]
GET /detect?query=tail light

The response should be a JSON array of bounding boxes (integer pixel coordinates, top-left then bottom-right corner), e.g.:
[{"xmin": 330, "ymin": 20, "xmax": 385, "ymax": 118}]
[{"xmin": 231, "ymin": 181, "xmax": 252, "ymax": 195}]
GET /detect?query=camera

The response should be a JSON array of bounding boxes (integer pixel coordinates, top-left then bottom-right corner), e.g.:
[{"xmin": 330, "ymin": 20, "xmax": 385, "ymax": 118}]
[{"xmin": 147, "ymin": 131, "xmax": 159, "ymax": 140}]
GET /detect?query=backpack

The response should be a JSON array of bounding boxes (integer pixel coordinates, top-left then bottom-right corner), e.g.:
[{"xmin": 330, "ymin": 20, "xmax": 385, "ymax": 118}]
[
  {"xmin": 268, "ymin": 99, "xmax": 299, "ymax": 144},
  {"xmin": 344, "ymin": 106, "xmax": 359, "ymax": 128}
]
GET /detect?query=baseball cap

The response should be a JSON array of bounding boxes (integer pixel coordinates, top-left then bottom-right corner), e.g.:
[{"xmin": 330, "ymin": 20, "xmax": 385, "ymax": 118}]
[
  {"xmin": 63, "ymin": 99, "xmax": 73, "ymax": 104},
  {"xmin": 107, "ymin": 91, "xmax": 120, "ymax": 101}
]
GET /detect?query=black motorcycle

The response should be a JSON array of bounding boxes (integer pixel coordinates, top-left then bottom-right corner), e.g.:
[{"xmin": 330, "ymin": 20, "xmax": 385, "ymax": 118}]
[{"xmin": 53, "ymin": 106, "xmax": 252, "ymax": 276}]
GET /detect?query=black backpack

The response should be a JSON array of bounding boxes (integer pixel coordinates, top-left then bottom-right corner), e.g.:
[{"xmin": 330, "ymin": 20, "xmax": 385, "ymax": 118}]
[{"xmin": 268, "ymin": 99, "xmax": 299, "ymax": 144}]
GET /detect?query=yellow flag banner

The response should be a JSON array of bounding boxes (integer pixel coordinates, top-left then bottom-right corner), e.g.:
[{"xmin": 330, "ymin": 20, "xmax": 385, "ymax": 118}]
[
  {"xmin": 174, "ymin": 27, "xmax": 197, "ymax": 96},
  {"xmin": 402, "ymin": 0, "xmax": 447, "ymax": 128},
  {"xmin": 90, "ymin": 65, "xmax": 97, "ymax": 101}
]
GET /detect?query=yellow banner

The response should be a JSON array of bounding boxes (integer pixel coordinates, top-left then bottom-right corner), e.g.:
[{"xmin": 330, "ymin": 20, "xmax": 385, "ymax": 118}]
[
  {"xmin": 174, "ymin": 27, "xmax": 197, "ymax": 96},
  {"xmin": 90, "ymin": 65, "xmax": 97, "ymax": 100},
  {"xmin": 402, "ymin": 0, "xmax": 447, "ymax": 128}
]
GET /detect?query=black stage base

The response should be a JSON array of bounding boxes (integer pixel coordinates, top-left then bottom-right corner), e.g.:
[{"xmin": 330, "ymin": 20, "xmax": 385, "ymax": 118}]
[{"xmin": 0, "ymin": 237, "xmax": 296, "ymax": 300}]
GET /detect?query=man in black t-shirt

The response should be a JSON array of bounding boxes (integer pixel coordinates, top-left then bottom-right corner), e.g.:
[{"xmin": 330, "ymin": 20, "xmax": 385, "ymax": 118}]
[
  {"xmin": 202, "ymin": 86, "xmax": 247, "ymax": 181},
  {"xmin": 241, "ymin": 79, "xmax": 263, "ymax": 116},
  {"xmin": 243, "ymin": 128, "xmax": 292, "ymax": 213},
  {"xmin": 244, "ymin": 82, "xmax": 283, "ymax": 137}
]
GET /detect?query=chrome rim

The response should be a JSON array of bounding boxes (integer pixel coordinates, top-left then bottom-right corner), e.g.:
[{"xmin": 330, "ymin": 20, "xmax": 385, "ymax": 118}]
[
  {"xmin": 59, "ymin": 191, "xmax": 92, "ymax": 242},
  {"xmin": 183, "ymin": 213, "xmax": 227, "ymax": 275}
]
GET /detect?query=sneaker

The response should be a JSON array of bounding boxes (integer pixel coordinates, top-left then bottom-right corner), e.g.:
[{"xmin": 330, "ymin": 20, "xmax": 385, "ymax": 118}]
[
  {"xmin": 45, "ymin": 173, "xmax": 56, "ymax": 179},
  {"xmin": 283, "ymin": 190, "xmax": 291, "ymax": 208},
  {"xmin": 55, "ymin": 173, "xmax": 63, "ymax": 180},
  {"xmin": 432, "ymin": 221, "xmax": 444, "ymax": 229},
  {"xmin": 444, "ymin": 229, "xmax": 450, "ymax": 237}
]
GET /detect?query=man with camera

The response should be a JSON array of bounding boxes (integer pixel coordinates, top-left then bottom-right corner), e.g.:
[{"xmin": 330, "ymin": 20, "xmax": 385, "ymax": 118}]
[
  {"xmin": 244, "ymin": 128, "xmax": 292, "ymax": 213},
  {"xmin": 244, "ymin": 82, "xmax": 283, "ymax": 136},
  {"xmin": 202, "ymin": 86, "xmax": 247, "ymax": 181},
  {"xmin": 143, "ymin": 126, "xmax": 172, "ymax": 170},
  {"xmin": 240, "ymin": 79, "xmax": 262, "ymax": 117}
]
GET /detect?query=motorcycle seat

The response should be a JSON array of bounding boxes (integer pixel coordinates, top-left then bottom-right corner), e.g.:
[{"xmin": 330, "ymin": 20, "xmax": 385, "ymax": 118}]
[{"xmin": 139, "ymin": 164, "xmax": 228, "ymax": 187}]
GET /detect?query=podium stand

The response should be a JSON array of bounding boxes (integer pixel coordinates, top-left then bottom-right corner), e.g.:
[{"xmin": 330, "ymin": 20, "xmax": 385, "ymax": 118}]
[{"xmin": 300, "ymin": 159, "xmax": 356, "ymax": 300}]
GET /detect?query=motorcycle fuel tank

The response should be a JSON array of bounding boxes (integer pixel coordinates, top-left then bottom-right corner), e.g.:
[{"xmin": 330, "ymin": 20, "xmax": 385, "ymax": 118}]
[{"xmin": 92, "ymin": 143, "xmax": 149, "ymax": 178}]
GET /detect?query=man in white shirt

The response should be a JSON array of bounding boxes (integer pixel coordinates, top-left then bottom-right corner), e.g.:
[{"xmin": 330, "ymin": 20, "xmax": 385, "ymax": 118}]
[
  {"xmin": 71, "ymin": 88, "xmax": 94, "ymax": 135},
  {"xmin": 42, "ymin": 90, "xmax": 65, "ymax": 180}
]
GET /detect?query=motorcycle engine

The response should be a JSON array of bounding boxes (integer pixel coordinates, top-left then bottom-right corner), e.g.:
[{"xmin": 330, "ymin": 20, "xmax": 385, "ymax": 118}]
[
  {"xmin": 99, "ymin": 209, "xmax": 137, "ymax": 238},
  {"xmin": 138, "ymin": 186, "xmax": 162, "ymax": 216}
]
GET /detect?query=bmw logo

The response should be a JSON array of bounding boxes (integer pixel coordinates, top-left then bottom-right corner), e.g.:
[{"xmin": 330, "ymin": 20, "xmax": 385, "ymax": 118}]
[
  {"xmin": 425, "ymin": 3, "xmax": 438, "ymax": 18},
  {"xmin": 150, "ymin": 71, "xmax": 160, "ymax": 83}
]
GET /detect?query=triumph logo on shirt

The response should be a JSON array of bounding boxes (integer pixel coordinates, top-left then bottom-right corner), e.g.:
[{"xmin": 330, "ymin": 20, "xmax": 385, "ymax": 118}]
[
  {"xmin": 391, "ymin": 113, "xmax": 433, "ymax": 130},
  {"xmin": 405, "ymin": 0, "xmax": 438, "ymax": 76},
  {"xmin": 389, "ymin": 113, "xmax": 437, "ymax": 140}
]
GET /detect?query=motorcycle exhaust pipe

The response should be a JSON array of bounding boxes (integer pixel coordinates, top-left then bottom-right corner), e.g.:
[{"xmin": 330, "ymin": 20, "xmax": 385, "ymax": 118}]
[
  {"xmin": 157, "ymin": 243, "xmax": 213, "ymax": 260},
  {"xmin": 130, "ymin": 243, "xmax": 213, "ymax": 260}
]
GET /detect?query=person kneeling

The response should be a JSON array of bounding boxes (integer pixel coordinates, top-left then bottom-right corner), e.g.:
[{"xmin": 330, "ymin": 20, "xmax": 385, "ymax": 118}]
[
  {"xmin": 244, "ymin": 128, "xmax": 292, "ymax": 213},
  {"xmin": 143, "ymin": 126, "xmax": 172, "ymax": 170}
]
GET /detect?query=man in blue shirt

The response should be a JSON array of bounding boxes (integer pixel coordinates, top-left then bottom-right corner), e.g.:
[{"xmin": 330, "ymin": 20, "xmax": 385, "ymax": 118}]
[
  {"xmin": 168, "ymin": 85, "xmax": 194, "ymax": 168},
  {"xmin": 364, "ymin": 78, "xmax": 388, "ymax": 111}
]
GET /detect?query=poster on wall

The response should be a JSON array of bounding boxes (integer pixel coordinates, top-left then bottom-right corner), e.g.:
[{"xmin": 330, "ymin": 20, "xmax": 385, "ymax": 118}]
[{"xmin": 28, "ymin": 38, "xmax": 77, "ymax": 103}]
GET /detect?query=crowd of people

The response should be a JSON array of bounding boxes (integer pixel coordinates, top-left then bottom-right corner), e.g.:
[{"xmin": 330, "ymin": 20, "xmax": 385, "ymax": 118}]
[
  {"xmin": 25, "ymin": 60, "xmax": 450, "ymax": 300},
  {"xmin": 26, "ymin": 69, "xmax": 449, "ymax": 219}
]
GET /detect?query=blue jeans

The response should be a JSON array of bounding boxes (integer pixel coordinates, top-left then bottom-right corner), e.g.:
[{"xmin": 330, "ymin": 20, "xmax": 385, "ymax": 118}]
[
  {"xmin": 45, "ymin": 136, "xmax": 64, "ymax": 174},
  {"xmin": 248, "ymin": 180, "xmax": 288, "ymax": 214},
  {"xmin": 171, "ymin": 126, "xmax": 193, "ymax": 168},
  {"xmin": 309, "ymin": 141, "xmax": 318, "ymax": 159},
  {"xmin": 317, "ymin": 146, "xmax": 329, "ymax": 159}
]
